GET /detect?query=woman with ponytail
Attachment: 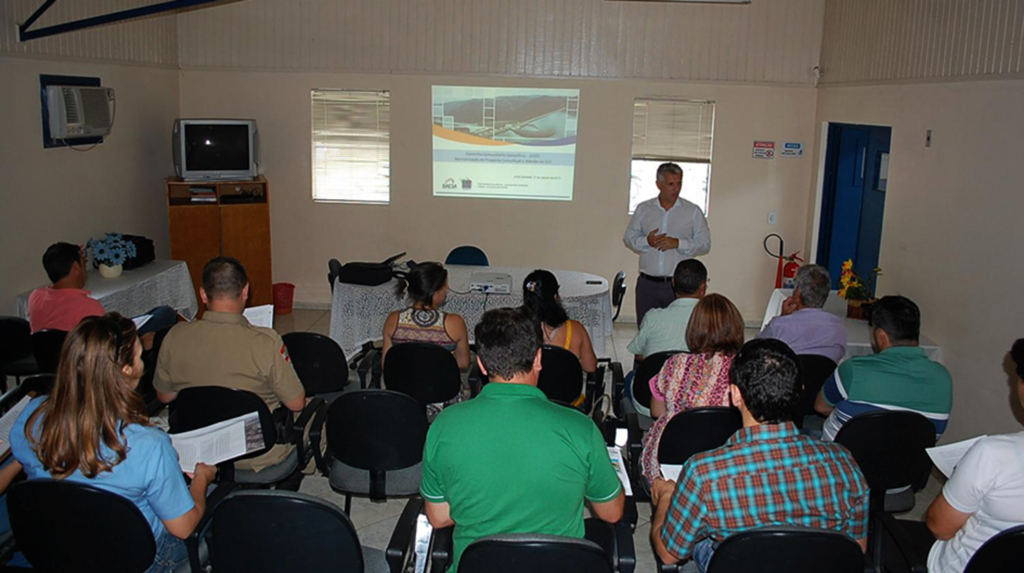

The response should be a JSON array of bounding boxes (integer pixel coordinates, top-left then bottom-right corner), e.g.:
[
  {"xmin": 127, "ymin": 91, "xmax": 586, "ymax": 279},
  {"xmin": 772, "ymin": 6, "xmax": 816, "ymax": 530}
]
[
  {"xmin": 522, "ymin": 269, "xmax": 598, "ymax": 374},
  {"xmin": 10, "ymin": 313, "xmax": 216, "ymax": 573}
]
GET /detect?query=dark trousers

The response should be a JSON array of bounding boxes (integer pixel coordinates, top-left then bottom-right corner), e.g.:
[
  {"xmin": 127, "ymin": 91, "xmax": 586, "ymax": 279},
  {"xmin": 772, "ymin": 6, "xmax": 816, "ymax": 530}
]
[{"xmin": 635, "ymin": 276, "xmax": 676, "ymax": 327}]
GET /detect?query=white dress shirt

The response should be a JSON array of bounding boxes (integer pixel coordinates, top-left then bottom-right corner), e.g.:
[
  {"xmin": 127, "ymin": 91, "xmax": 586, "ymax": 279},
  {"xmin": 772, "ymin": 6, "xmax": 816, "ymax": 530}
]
[{"xmin": 623, "ymin": 197, "xmax": 711, "ymax": 277}]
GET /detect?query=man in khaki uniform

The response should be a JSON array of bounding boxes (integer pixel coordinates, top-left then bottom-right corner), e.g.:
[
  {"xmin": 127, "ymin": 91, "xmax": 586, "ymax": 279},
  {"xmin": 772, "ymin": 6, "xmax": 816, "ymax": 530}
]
[{"xmin": 155, "ymin": 257, "xmax": 306, "ymax": 476}]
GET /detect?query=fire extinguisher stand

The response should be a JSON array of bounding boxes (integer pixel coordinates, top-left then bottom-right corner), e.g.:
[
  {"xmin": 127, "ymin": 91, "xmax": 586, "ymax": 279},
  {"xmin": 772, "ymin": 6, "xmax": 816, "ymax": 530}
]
[
  {"xmin": 764, "ymin": 234, "xmax": 787, "ymax": 289},
  {"xmin": 764, "ymin": 234, "xmax": 804, "ymax": 289}
]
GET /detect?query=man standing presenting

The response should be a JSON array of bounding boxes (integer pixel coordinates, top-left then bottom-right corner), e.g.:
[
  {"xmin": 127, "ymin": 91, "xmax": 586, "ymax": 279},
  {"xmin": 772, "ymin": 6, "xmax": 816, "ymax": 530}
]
[{"xmin": 624, "ymin": 163, "xmax": 711, "ymax": 326}]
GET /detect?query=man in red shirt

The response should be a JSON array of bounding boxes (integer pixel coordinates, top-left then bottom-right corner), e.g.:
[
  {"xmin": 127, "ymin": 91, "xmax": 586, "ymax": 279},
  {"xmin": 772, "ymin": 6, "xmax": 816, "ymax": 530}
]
[{"xmin": 28, "ymin": 243, "xmax": 177, "ymax": 345}]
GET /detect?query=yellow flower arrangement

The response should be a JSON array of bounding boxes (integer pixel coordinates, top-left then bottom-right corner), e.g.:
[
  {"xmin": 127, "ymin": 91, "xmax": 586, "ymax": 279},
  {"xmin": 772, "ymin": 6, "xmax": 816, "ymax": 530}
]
[{"xmin": 838, "ymin": 259, "xmax": 882, "ymax": 302}]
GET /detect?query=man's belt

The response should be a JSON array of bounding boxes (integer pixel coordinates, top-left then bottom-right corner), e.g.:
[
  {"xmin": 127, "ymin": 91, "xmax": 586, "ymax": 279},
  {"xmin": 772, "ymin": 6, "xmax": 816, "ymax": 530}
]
[{"xmin": 640, "ymin": 273, "xmax": 672, "ymax": 283}]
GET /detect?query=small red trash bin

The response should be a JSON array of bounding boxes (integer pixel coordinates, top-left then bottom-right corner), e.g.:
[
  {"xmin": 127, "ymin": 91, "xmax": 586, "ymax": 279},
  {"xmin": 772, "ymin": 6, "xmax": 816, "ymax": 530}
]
[{"xmin": 272, "ymin": 282, "xmax": 295, "ymax": 315}]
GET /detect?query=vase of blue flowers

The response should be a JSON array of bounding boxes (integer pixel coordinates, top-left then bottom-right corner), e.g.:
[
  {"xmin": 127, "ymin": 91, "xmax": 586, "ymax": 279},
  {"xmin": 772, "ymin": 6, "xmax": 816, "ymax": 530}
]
[{"xmin": 88, "ymin": 233, "xmax": 137, "ymax": 279}]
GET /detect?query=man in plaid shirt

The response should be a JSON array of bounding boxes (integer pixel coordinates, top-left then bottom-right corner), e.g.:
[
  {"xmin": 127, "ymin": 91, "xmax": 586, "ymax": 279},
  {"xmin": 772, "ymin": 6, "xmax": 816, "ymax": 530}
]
[{"xmin": 650, "ymin": 338, "xmax": 870, "ymax": 571}]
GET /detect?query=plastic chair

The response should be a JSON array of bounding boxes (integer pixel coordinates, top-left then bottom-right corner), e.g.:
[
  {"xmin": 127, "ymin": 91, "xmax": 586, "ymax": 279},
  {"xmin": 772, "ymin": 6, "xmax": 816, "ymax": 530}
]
[
  {"xmin": 611, "ymin": 272, "xmax": 627, "ymax": 322},
  {"xmin": 322, "ymin": 390, "xmax": 429, "ymax": 514},
  {"xmin": 168, "ymin": 386, "xmax": 324, "ymax": 488},
  {"xmin": 0, "ymin": 316, "xmax": 36, "ymax": 390},
  {"xmin": 657, "ymin": 407, "xmax": 742, "ymax": 468},
  {"xmin": 8, "ymin": 480, "xmax": 158, "ymax": 573},
  {"xmin": 31, "ymin": 329, "xmax": 66, "ymax": 374},
  {"xmin": 704, "ymin": 526, "xmax": 865, "ymax": 573},
  {"xmin": 283, "ymin": 332, "xmax": 350, "ymax": 398},
  {"xmin": 445, "ymin": 246, "xmax": 489, "ymax": 266},
  {"xmin": 964, "ymin": 523, "xmax": 1024, "ymax": 573},
  {"xmin": 207, "ymin": 490, "xmax": 412, "ymax": 573},
  {"xmin": 383, "ymin": 342, "xmax": 461, "ymax": 405},
  {"xmin": 328, "ymin": 258, "xmax": 343, "ymax": 292},
  {"xmin": 834, "ymin": 411, "xmax": 936, "ymax": 573},
  {"xmin": 793, "ymin": 355, "xmax": 837, "ymax": 429}
]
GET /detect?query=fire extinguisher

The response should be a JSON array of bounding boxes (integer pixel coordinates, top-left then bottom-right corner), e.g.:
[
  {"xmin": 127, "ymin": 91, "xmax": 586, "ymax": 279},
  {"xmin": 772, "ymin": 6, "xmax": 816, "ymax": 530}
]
[{"xmin": 764, "ymin": 234, "xmax": 804, "ymax": 289}]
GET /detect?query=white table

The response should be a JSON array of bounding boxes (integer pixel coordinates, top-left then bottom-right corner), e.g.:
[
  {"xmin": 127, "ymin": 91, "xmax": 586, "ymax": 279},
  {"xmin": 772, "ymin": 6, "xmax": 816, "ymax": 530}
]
[
  {"xmin": 17, "ymin": 260, "xmax": 199, "ymax": 322},
  {"xmin": 329, "ymin": 265, "xmax": 613, "ymax": 358},
  {"xmin": 761, "ymin": 288, "xmax": 943, "ymax": 363}
]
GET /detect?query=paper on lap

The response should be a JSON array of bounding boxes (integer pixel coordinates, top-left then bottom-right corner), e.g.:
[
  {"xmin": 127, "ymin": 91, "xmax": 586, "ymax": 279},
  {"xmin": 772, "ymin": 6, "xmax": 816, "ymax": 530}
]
[
  {"xmin": 607, "ymin": 446, "xmax": 633, "ymax": 497},
  {"xmin": 661, "ymin": 464, "xmax": 684, "ymax": 482},
  {"xmin": 169, "ymin": 411, "xmax": 264, "ymax": 472},
  {"xmin": 132, "ymin": 314, "xmax": 153, "ymax": 329},
  {"xmin": 0, "ymin": 397, "xmax": 31, "ymax": 458},
  {"xmin": 927, "ymin": 436, "xmax": 986, "ymax": 479}
]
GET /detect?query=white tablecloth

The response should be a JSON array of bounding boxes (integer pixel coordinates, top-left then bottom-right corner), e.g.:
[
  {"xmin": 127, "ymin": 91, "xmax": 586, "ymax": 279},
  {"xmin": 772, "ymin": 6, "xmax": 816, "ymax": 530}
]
[
  {"xmin": 760, "ymin": 288, "xmax": 943, "ymax": 363},
  {"xmin": 17, "ymin": 260, "xmax": 199, "ymax": 322},
  {"xmin": 329, "ymin": 265, "xmax": 613, "ymax": 359}
]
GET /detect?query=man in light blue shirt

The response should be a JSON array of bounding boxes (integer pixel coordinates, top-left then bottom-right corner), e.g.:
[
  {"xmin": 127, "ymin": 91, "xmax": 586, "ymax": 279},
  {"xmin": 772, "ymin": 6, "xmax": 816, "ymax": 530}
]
[
  {"xmin": 759, "ymin": 264, "xmax": 847, "ymax": 364},
  {"xmin": 628, "ymin": 259, "xmax": 707, "ymax": 360}
]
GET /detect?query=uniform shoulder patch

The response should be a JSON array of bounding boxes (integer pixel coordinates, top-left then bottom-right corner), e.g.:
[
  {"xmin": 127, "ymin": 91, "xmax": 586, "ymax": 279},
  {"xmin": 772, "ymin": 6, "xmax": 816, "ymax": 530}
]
[{"xmin": 280, "ymin": 343, "xmax": 291, "ymax": 362}]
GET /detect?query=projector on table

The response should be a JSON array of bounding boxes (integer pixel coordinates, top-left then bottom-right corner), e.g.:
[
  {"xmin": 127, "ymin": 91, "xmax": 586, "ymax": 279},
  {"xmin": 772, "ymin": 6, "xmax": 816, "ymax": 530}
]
[{"xmin": 469, "ymin": 272, "xmax": 513, "ymax": 294}]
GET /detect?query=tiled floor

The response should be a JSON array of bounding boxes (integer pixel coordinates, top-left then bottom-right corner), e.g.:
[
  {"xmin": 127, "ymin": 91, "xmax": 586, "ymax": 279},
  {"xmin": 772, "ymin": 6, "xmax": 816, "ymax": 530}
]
[{"xmin": 275, "ymin": 310, "xmax": 944, "ymax": 571}]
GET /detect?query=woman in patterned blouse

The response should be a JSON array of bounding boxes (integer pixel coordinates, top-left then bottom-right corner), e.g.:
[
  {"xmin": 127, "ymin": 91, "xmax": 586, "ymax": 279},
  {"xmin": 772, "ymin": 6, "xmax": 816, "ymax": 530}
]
[
  {"xmin": 640, "ymin": 293, "xmax": 745, "ymax": 485},
  {"xmin": 383, "ymin": 262, "xmax": 471, "ymax": 370}
]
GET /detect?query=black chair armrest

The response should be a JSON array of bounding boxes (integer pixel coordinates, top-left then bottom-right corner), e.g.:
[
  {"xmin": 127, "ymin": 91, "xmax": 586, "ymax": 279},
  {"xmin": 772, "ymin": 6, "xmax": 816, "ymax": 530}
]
[
  {"xmin": 292, "ymin": 397, "xmax": 326, "ymax": 467},
  {"xmin": 610, "ymin": 361, "xmax": 625, "ymax": 418},
  {"xmin": 468, "ymin": 363, "xmax": 485, "ymax": 398},
  {"xmin": 622, "ymin": 495, "xmax": 638, "ymax": 529},
  {"xmin": 654, "ymin": 552, "xmax": 682, "ymax": 573},
  {"xmin": 308, "ymin": 399, "xmax": 331, "ymax": 476},
  {"xmin": 613, "ymin": 519, "xmax": 636, "ymax": 573},
  {"xmin": 874, "ymin": 511, "xmax": 929, "ymax": 573},
  {"xmin": 353, "ymin": 346, "xmax": 382, "ymax": 389},
  {"xmin": 186, "ymin": 481, "xmax": 239, "ymax": 573},
  {"xmin": 431, "ymin": 525, "xmax": 454, "ymax": 573},
  {"xmin": 386, "ymin": 497, "xmax": 425, "ymax": 573},
  {"xmin": 625, "ymin": 413, "xmax": 646, "ymax": 500}
]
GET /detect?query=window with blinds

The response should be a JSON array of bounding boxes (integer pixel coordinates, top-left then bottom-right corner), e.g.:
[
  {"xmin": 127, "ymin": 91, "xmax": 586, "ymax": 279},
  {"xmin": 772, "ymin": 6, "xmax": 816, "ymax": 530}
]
[
  {"xmin": 311, "ymin": 89, "xmax": 390, "ymax": 204},
  {"xmin": 629, "ymin": 99, "xmax": 715, "ymax": 214}
]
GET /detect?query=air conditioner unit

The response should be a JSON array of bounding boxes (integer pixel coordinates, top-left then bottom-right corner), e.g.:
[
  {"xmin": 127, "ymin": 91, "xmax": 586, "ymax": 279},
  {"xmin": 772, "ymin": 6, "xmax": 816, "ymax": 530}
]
[{"xmin": 46, "ymin": 85, "xmax": 115, "ymax": 140}]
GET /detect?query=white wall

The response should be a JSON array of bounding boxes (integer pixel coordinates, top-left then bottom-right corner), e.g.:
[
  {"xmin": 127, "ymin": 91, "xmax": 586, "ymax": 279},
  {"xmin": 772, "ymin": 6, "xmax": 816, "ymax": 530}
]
[
  {"xmin": 179, "ymin": 69, "xmax": 819, "ymax": 322},
  {"xmin": 811, "ymin": 78, "xmax": 1024, "ymax": 441},
  {"xmin": 0, "ymin": 57, "xmax": 180, "ymax": 313}
]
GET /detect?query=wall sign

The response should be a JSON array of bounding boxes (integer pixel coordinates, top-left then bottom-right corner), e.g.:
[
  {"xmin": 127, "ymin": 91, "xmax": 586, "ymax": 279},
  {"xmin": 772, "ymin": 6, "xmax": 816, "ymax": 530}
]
[
  {"xmin": 752, "ymin": 141, "xmax": 775, "ymax": 159},
  {"xmin": 781, "ymin": 142, "xmax": 804, "ymax": 157}
]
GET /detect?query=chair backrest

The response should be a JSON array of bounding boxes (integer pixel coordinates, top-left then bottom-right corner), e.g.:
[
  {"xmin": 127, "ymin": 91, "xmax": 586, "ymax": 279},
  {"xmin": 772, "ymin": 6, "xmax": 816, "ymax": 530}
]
[
  {"xmin": 833, "ymin": 410, "xmax": 936, "ymax": 498},
  {"xmin": 19, "ymin": 374, "xmax": 55, "ymax": 396},
  {"xmin": 537, "ymin": 345, "xmax": 585, "ymax": 405},
  {"xmin": 326, "ymin": 390, "xmax": 428, "ymax": 473},
  {"xmin": 328, "ymin": 258, "xmax": 342, "ymax": 292},
  {"xmin": 0, "ymin": 316, "xmax": 33, "ymax": 364},
  {"xmin": 459, "ymin": 533, "xmax": 612, "ymax": 573},
  {"xmin": 445, "ymin": 245, "xmax": 489, "ymax": 266},
  {"xmin": 8, "ymin": 480, "xmax": 157, "ymax": 573},
  {"xmin": 137, "ymin": 325, "xmax": 173, "ymax": 404},
  {"xmin": 168, "ymin": 386, "xmax": 276, "ymax": 461},
  {"xmin": 282, "ymin": 332, "xmax": 349, "ymax": 396},
  {"xmin": 383, "ymin": 342, "xmax": 461, "ymax": 404},
  {"xmin": 31, "ymin": 329, "xmax": 67, "ymax": 374},
  {"xmin": 964, "ymin": 523, "xmax": 1024, "ymax": 573},
  {"xmin": 706, "ymin": 526, "xmax": 864, "ymax": 573},
  {"xmin": 658, "ymin": 407, "xmax": 742, "ymax": 466},
  {"xmin": 793, "ymin": 354, "xmax": 838, "ymax": 425},
  {"xmin": 210, "ymin": 490, "xmax": 367, "ymax": 572},
  {"xmin": 611, "ymin": 272, "xmax": 627, "ymax": 310},
  {"xmin": 631, "ymin": 351, "xmax": 681, "ymax": 409}
]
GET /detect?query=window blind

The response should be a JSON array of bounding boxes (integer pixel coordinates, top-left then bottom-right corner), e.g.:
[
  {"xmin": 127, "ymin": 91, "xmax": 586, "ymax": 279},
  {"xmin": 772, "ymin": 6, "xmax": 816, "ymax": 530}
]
[
  {"xmin": 311, "ymin": 89, "xmax": 390, "ymax": 203},
  {"xmin": 631, "ymin": 99, "xmax": 715, "ymax": 163}
]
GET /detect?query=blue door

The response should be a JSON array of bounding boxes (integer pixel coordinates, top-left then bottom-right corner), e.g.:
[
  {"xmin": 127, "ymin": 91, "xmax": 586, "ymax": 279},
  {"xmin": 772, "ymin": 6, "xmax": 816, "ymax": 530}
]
[{"xmin": 816, "ymin": 123, "xmax": 891, "ymax": 292}]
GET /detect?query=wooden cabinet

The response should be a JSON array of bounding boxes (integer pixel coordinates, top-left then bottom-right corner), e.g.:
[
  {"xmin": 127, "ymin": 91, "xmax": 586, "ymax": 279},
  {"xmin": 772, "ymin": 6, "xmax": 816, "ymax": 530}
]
[{"xmin": 167, "ymin": 176, "xmax": 273, "ymax": 311}]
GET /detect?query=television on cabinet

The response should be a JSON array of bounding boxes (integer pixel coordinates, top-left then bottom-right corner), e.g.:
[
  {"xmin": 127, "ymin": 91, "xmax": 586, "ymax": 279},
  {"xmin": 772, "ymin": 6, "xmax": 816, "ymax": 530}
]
[{"xmin": 172, "ymin": 119, "xmax": 259, "ymax": 181}]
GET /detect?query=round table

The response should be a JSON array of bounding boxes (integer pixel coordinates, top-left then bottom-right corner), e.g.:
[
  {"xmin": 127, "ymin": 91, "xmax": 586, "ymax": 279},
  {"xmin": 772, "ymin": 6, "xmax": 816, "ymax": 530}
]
[{"xmin": 328, "ymin": 266, "xmax": 613, "ymax": 358}]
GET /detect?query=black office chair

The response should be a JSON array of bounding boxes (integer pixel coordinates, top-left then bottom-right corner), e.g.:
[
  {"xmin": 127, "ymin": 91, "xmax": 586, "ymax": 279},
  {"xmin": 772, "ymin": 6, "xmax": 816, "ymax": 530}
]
[
  {"xmin": 8, "ymin": 480, "xmax": 159, "ymax": 573},
  {"xmin": 283, "ymin": 332, "xmax": 350, "ymax": 399},
  {"xmin": 168, "ymin": 387, "xmax": 323, "ymax": 489},
  {"xmin": 30, "ymin": 329, "xmax": 66, "ymax": 374},
  {"xmin": 537, "ymin": 345, "xmax": 587, "ymax": 408},
  {"xmin": 658, "ymin": 407, "xmax": 742, "ymax": 468},
  {"xmin": 624, "ymin": 351, "xmax": 681, "ymax": 497},
  {"xmin": 328, "ymin": 258, "xmax": 343, "ymax": 292},
  {"xmin": 611, "ymin": 271, "xmax": 627, "ymax": 322},
  {"xmin": 964, "ymin": 523, "xmax": 1024, "ymax": 572},
  {"xmin": 382, "ymin": 342, "xmax": 461, "ymax": 405},
  {"xmin": 445, "ymin": 245, "xmax": 489, "ymax": 266},
  {"xmin": 704, "ymin": 526, "xmax": 865, "ymax": 573},
  {"xmin": 321, "ymin": 390, "xmax": 428, "ymax": 514},
  {"xmin": 626, "ymin": 351, "xmax": 680, "ymax": 417},
  {"xmin": 207, "ymin": 490, "xmax": 412, "ymax": 573},
  {"xmin": 792, "ymin": 355, "xmax": 837, "ymax": 429},
  {"xmin": 834, "ymin": 411, "xmax": 936, "ymax": 573},
  {"xmin": 0, "ymin": 316, "xmax": 37, "ymax": 391}
]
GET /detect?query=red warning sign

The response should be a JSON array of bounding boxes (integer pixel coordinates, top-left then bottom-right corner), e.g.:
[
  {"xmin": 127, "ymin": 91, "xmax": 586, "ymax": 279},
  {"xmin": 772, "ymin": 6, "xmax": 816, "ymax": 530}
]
[{"xmin": 753, "ymin": 141, "xmax": 775, "ymax": 159}]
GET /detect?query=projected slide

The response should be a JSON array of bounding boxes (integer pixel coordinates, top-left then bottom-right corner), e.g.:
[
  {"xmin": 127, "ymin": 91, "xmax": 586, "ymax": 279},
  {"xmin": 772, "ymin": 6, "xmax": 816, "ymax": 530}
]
[{"xmin": 432, "ymin": 86, "xmax": 580, "ymax": 201}]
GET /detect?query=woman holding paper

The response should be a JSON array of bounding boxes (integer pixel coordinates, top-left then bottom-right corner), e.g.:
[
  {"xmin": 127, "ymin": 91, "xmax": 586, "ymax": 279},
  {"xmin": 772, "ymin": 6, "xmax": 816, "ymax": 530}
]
[{"xmin": 10, "ymin": 313, "xmax": 216, "ymax": 573}]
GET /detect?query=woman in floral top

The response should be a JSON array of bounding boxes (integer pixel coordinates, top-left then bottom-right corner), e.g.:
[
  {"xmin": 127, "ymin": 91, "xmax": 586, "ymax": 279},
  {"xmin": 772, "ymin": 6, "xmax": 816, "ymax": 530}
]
[{"xmin": 641, "ymin": 293, "xmax": 745, "ymax": 484}]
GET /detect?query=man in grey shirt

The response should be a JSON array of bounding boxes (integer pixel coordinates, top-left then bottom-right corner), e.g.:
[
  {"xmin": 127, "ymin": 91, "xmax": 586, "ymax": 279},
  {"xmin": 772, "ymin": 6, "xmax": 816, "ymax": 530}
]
[{"xmin": 758, "ymin": 264, "xmax": 847, "ymax": 363}]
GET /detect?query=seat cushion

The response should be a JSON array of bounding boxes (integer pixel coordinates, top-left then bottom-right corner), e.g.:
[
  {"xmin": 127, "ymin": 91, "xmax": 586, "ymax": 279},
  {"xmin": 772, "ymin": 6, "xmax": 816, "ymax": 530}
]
[
  {"xmin": 363, "ymin": 547, "xmax": 389, "ymax": 573},
  {"xmin": 234, "ymin": 448, "xmax": 299, "ymax": 485},
  {"xmin": 329, "ymin": 459, "xmax": 422, "ymax": 496}
]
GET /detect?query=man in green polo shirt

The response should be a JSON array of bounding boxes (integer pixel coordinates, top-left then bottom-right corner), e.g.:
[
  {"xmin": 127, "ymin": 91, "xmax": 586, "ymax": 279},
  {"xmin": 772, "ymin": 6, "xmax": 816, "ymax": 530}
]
[
  {"xmin": 421, "ymin": 306, "xmax": 625, "ymax": 571},
  {"xmin": 814, "ymin": 295, "xmax": 952, "ymax": 441}
]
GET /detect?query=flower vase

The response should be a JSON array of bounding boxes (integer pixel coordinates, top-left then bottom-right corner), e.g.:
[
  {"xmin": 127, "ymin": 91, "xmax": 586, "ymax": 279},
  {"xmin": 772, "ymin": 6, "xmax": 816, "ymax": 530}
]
[
  {"xmin": 99, "ymin": 264, "xmax": 123, "ymax": 279},
  {"xmin": 846, "ymin": 299, "xmax": 868, "ymax": 321}
]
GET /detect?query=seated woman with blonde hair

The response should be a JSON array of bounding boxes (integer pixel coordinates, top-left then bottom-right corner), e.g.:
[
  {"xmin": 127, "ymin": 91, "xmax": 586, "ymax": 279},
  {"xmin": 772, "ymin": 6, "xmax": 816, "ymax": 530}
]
[
  {"xmin": 640, "ymin": 293, "xmax": 745, "ymax": 485},
  {"xmin": 10, "ymin": 313, "xmax": 216, "ymax": 573}
]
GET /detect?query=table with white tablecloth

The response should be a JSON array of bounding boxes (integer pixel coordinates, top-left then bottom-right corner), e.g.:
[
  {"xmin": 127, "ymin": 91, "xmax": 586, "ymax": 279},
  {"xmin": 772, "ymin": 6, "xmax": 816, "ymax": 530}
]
[
  {"xmin": 760, "ymin": 288, "xmax": 943, "ymax": 363},
  {"xmin": 17, "ymin": 260, "xmax": 199, "ymax": 322},
  {"xmin": 329, "ymin": 266, "xmax": 614, "ymax": 359}
]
